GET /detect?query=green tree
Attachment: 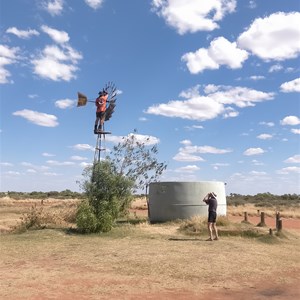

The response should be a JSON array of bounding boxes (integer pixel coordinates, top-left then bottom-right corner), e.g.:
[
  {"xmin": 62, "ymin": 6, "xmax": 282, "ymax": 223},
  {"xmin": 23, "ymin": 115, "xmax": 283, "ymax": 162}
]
[
  {"xmin": 76, "ymin": 131, "xmax": 167, "ymax": 233},
  {"xmin": 77, "ymin": 160, "xmax": 134, "ymax": 233}
]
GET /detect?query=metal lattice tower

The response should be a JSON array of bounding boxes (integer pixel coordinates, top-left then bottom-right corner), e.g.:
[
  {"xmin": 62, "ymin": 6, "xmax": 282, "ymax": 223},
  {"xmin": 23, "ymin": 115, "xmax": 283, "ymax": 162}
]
[{"xmin": 93, "ymin": 125, "xmax": 111, "ymax": 163}]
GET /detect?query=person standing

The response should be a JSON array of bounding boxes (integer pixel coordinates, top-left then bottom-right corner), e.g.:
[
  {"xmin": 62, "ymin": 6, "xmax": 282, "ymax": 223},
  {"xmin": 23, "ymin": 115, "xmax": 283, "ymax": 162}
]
[
  {"xmin": 203, "ymin": 192, "xmax": 219, "ymax": 241},
  {"xmin": 94, "ymin": 90, "xmax": 108, "ymax": 133}
]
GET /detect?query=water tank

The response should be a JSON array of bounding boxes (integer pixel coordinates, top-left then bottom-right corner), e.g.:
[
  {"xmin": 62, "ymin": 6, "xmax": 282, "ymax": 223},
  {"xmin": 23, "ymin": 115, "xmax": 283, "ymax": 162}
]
[{"xmin": 148, "ymin": 181, "xmax": 226, "ymax": 223}]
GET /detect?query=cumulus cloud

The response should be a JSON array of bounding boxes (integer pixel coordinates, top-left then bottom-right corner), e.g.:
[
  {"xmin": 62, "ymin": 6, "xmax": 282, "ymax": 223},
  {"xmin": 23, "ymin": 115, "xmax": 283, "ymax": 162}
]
[
  {"xmin": 31, "ymin": 45, "xmax": 82, "ymax": 81},
  {"xmin": 0, "ymin": 44, "xmax": 20, "ymax": 84},
  {"xmin": 243, "ymin": 148, "xmax": 265, "ymax": 156},
  {"xmin": 205, "ymin": 84, "xmax": 274, "ymax": 108},
  {"xmin": 257, "ymin": 134, "xmax": 273, "ymax": 140},
  {"xmin": 284, "ymin": 155, "xmax": 300, "ymax": 164},
  {"xmin": 280, "ymin": 116, "xmax": 300, "ymax": 126},
  {"xmin": 152, "ymin": 0, "xmax": 237, "ymax": 34},
  {"xmin": 182, "ymin": 37, "xmax": 248, "ymax": 73},
  {"xmin": 175, "ymin": 165, "xmax": 200, "ymax": 173},
  {"xmin": 280, "ymin": 78, "xmax": 300, "ymax": 93},
  {"xmin": 70, "ymin": 156, "xmax": 88, "ymax": 161},
  {"xmin": 55, "ymin": 99, "xmax": 75, "ymax": 109},
  {"xmin": 6, "ymin": 27, "xmax": 39, "ymax": 39},
  {"xmin": 13, "ymin": 109, "xmax": 58, "ymax": 127},
  {"xmin": 41, "ymin": 25, "xmax": 69, "ymax": 44},
  {"xmin": 237, "ymin": 12, "xmax": 300, "ymax": 61},
  {"xmin": 269, "ymin": 64, "xmax": 283, "ymax": 73},
  {"xmin": 291, "ymin": 129, "xmax": 300, "ymax": 134},
  {"xmin": 145, "ymin": 84, "xmax": 274, "ymax": 121},
  {"xmin": 259, "ymin": 121, "xmax": 275, "ymax": 127},
  {"xmin": 42, "ymin": 152, "xmax": 55, "ymax": 157},
  {"xmin": 277, "ymin": 166, "xmax": 300, "ymax": 175},
  {"xmin": 173, "ymin": 141, "xmax": 231, "ymax": 162},
  {"xmin": 46, "ymin": 160, "xmax": 75, "ymax": 166},
  {"xmin": 43, "ymin": 0, "xmax": 64, "ymax": 16},
  {"xmin": 72, "ymin": 144, "xmax": 94, "ymax": 151},
  {"xmin": 84, "ymin": 0, "xmax": 104, "ymax": 9}
]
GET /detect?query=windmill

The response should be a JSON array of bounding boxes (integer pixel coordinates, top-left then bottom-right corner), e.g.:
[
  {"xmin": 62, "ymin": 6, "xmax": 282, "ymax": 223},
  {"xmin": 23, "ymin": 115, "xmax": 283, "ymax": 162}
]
[{"xmin": 77, "ymin": 81, "xmax": 118, "ymax": 163}]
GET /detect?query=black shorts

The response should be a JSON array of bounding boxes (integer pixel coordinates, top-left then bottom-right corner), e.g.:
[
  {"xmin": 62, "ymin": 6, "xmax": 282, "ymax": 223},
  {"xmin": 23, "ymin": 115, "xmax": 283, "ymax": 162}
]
[
  {"xmin": 208, "ymin": 211, "xmax": 217, "ymax": 223},
  {"xmin": 96, "ymin": 111, "xmax": 106, "ymax": 119}
]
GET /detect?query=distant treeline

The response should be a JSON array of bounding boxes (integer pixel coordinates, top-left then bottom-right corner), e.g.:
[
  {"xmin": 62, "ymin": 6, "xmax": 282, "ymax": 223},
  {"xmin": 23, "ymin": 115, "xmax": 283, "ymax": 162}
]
[
  {"xmin": 1, "ymin": 191, "xmax": 299, "ymax": 207},
  {"xmin": 0, "ymin": 190, "xmax": 86, "ymax": 200},
  {"xmin": 227, "ymin": 193, "xmax": 300, "ymax": 207}
]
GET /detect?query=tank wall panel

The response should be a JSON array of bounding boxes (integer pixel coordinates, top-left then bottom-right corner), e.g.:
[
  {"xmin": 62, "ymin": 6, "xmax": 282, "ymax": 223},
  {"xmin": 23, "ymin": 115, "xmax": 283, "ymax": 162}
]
[{"xmin": 149, "ymin": 181, "xmax": 226, "ymax": 222}]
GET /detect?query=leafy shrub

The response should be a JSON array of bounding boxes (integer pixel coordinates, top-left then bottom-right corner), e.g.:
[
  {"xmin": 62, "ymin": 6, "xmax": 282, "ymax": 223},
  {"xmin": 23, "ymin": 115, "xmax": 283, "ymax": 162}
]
[{"xmin": 76, "ymin": 201, "xmax": 98, "ymax": 233}]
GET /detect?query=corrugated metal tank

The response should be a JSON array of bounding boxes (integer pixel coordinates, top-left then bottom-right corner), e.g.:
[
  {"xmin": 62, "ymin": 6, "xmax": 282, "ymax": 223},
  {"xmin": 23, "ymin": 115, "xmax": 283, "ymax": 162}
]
[{"xmin": 148, "ymin": 181, "xmax": 226, "ymax": 223}]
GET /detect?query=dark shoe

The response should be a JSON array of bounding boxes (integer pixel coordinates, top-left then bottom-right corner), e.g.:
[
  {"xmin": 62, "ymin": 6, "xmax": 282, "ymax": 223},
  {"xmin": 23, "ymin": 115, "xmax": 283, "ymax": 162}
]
[{"xmin": 206, "ymin": 238, "xmax": 213, "ymax": 241}]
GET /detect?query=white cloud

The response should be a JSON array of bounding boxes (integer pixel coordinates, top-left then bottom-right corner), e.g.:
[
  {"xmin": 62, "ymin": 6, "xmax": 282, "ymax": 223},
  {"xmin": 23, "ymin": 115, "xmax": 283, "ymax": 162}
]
[
  {"xmin": 146, "ymin": 84, "xmax": 273, "ymax": 121},
  {"xmin": 173, "ymin": 152, "xmax": 204, "ymax": 162},
  {"xmin": 42, "ymin": 152, "xmax": 55, "ymax": 157},
  {"xmin": 84, "ymin": 0, "xmax": 104, "ymax": 10},
  {"xmin": 152, "ymin": 0, "xmax": 237, "ymax": 34},
  {"xmin": 259, "ymin": 121, "xmax": 275, "ymax": 127},
  {"xmin": 13, "ymin": 109, "xmax": 58, "ymax": 127},
  {"xmin": 291, "ymin": 128, "xmax": 300, "ymax": 135},
  {"xmin": 257, "ymin": 133, "xmax": 273, "ymax": 140},
  {"xmin": 46, "ymin": 160, "xmax": 75, "ymax": 166},
  {"xmin": 72, "ymin": 144, "xmax": 94, "ymax": 151},
  {"xmin": 249, "ymin": 171, "xmax": 267, "ymax": 176},
  {"xmin": 43, "ymin": 172, "xmax": 61, "ymax": 176},
  {"xmin": 249, "ymin": 75, "xmax": 265, "ymax": 81},
  {"xmin": 43, "ymin": 0, "xmax": 64, "ymax": 16},
  {"xmin": 173, "ymin": 142, "xmax": 231, "ymax": 162},
  {"xmin": 139, "ymin": 117, "xmax": 148, "ymax": 122},
  {"xmin": 180, "ymin": 140, "xmax": 192, "ymax": 146},
  {"xmin": 175, "ymin": 165, "xmax": 200, "ymax": 173},
  {"xmin": 237, "ymin": 12, "xmax": 300, "ymax": 61},
  {"xmin": 70, "ymin": 156, "xmax": 88, "ymax": 161},
  {"xmin": 277, "ymin": 166, "xmax": 300, "ymax": 175},
  {"xmin": 204, "ymin": 84, "xmax": 274, "ymax": 108},
  {"xmin": 41, "ymin": 25, "xmax": 69, "ymax": 44},
  {"xmin": 80, "ymin": 162, "xmax": 93, "ymax": 168},
  {"xmin": 0, "ymin": 44, "xmax": 19, "ymax": 84},
  {"xmin": 31, "ymin": 45, "xmax": 82, "ymax": 81},
  {"xmin": 55, "ymin": 99, "xmax": 75, "ymax": 109},
  {"xmin": 182, "ymin": 37, "xmax": 248, "ymax": 73},
  {"xmin": 146, "ymin": 94, "xmax": 224, "ymax": 121},
  {"xmin": 243, "ymin": 148, "xmax": 265, "ymax": 156},
  {"xmin": 280, "ymin": 78, "xmax": 300, "ymax": 93},
  {"xmin": 280, "ymin": 116, "xmax": 300, "ymax": 126},
  {"xmin": 6, "ymin": 27, "xmax": 39, "ymax": 39},
  {"xmin": 284, "ymin": 155, "xmax": 300, "ymax": 164},
  {"xmin": 269, "ymin": 64, "xmax": 283, "ymax": 73},
  {"xmin": 0, "ymin": 162, "xmax": 14, "ymax": 167},
  {"xmin": 248, "ymin": 1, "xmax": 256, "ymax": 9}
]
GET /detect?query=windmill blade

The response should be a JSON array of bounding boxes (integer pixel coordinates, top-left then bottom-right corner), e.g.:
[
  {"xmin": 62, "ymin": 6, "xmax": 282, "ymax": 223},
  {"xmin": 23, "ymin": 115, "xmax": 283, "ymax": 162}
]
[
  {"xmin": 105, "ymin": 100, "xmax": 116, "ymax": 121},
  {"xmin": 77, "ymin": 92, "xmax": 88, "ymax": 107}
]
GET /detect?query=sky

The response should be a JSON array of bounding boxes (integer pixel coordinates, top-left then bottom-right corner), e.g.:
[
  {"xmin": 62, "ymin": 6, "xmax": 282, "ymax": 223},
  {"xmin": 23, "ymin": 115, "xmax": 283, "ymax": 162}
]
[{"xmin": 0, "ymin": 0, "xmax": 300, "ymax": 195}]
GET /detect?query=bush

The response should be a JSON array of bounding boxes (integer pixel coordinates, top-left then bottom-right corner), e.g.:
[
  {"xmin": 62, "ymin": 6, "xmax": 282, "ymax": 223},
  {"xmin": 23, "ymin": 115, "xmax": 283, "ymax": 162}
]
[
  {"xmin": 77, "ymin": 161, "xmax": 134, "ymax": 233},
  {"xmin": 76, "ymin": 201, "xmax": 98, "ymax": 233}
]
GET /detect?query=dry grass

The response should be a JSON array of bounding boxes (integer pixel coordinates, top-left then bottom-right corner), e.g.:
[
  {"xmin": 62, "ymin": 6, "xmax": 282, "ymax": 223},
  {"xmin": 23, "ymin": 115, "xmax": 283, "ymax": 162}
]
[
  {"xmin": 227, "ymin": 203, "xmax": 300, "ymax": 219},
  {"xmin": 0, "ymin": 223, "xmax": 299, "ymax": 299},
  {"xmin": 0, "ymin": 198, "xmax": 79, "ymax": 233},
  {"xmin": 0, "ymin": 197, "xmax": 300, "ymax": 299}
]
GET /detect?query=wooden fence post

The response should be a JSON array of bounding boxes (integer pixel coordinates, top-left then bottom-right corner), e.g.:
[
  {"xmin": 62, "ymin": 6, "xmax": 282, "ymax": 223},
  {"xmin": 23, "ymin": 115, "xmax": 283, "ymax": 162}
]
[
  {"xmin": 276, "ymin": 212, "xmax": 281, "ymax": 231},
  {"xmin": 257, "ymin": 212, "xmax": 267, "ymax": 227},
  {"xmin": 277, "ymin": 219, "xmax": 283, "ymax": 232}
]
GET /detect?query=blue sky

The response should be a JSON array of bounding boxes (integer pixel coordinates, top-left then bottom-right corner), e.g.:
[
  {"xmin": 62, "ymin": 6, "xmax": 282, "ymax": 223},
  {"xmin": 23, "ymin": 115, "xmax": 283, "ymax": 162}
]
[{"xmin": 1, "ymin": 0, "xmax": 299, "ymax": 195}]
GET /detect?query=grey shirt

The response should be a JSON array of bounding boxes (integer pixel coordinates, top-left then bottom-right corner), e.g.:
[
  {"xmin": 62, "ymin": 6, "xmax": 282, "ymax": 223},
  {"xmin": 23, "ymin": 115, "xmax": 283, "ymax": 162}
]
[{"xmin": 204, "ymin": 196, "xmax": 218, "ymax": 212}]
